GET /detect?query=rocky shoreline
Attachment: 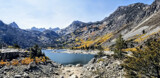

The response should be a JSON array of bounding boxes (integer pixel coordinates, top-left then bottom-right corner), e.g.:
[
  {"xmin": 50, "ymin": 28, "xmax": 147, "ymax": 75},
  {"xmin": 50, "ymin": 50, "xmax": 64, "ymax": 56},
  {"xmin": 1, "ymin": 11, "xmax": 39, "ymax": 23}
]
[
  {"xmin": 0, "ymin": 54, "xmax": 124, "ymax": 78},
  {"xmin": 51, "ymin": 49, "xmax": 114, "ymax": 55}
]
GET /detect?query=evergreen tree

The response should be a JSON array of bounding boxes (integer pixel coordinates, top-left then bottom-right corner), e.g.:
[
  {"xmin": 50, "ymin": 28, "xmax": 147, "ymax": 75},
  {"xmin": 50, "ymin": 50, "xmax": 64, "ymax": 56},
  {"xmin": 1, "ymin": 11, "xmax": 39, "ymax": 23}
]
[
  {"xmin": 123, "ymin": 39, "xmax": 160, "ymax": 78},
  {"xmin": 114, "ymin": 34, "xmax": 126, "ymax": 59},
  {"xmin": 97, "ymin": 45, "xmax": 105, "ymax": 58},
  {"xmin": 13, "ymin": 44, "xmax": 20, "ymax": 49},
  {"xmin": 30, "ymin": 45, "xmax": 44, "ymax": 58}
]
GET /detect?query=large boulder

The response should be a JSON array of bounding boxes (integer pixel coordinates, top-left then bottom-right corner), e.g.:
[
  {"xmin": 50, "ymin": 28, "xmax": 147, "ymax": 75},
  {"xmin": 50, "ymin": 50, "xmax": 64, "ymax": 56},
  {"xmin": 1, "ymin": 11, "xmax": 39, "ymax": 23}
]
[
  {"xmin": 28, "ymin": 62, "xmax": 36, "ymax": 69},
  {"xmin": 76, "ymin": 64, "xmax": 82, "ymax": 67},
  {"xmin": 14, "ymin": 75, "xmax": 21, "ymax": 78},
  {"xmin": 69, "ymin": 75, "xmax": 78, "ymax": 78}
]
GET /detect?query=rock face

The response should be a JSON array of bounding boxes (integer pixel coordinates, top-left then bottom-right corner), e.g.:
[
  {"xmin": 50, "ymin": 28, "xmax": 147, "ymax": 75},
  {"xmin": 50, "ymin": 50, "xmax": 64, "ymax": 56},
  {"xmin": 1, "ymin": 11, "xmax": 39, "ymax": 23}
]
[
  {"xmin": 0, "ymin": 52, "xmax": 28, "ymax": 60},
  {"xmin": 82, "ymin": 56, "xmax": 124, "ymax": 78},
  {"xmin": 58, "ymin": 21, "xmax": 86, "ymax": 35}
]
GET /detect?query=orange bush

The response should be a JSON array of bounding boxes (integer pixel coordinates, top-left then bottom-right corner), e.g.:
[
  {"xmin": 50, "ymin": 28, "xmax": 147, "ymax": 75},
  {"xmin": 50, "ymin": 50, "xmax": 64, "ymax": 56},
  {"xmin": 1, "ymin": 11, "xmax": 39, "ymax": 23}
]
[
  {"xmin": 35, "ymin": 57, "xmax": 41, "ymax": 64},
  {"xmin": 21, "ymin": 57, "xmax": 33, "ymax": 65},
  {"xmin": 11, "ymin": 59, "xmax": 19, "ymax": 66},
  {"xmin": 21, "ymin": 57, "xmax": 47, "ymax": 65},
  {"xmin": 0, "ymin": 60, "xmax": 7, "ymax": 66}
]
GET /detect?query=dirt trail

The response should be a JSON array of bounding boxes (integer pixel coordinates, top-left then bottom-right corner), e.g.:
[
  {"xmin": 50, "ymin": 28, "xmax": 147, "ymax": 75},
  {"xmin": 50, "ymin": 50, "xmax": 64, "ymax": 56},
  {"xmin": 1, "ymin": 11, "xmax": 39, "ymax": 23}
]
[{"xmin": 60, "ymin": 67, "xmax": 84, "ymax": 78}]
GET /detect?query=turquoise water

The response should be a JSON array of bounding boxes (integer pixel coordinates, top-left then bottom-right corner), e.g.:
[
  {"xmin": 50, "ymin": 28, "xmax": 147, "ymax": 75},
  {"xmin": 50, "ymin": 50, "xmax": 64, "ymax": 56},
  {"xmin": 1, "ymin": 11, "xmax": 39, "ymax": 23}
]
[{"xmin": 42, "ymin": 50, "xmax": 94, "ymax": 65}]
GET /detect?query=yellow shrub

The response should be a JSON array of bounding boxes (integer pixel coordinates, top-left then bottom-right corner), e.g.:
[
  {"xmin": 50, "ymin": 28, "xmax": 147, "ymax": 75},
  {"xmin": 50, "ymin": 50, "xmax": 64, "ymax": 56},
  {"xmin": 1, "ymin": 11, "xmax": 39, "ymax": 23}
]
[
  {"xmin": 8, "ymin": 46, "xmax": 13, "ymax": 48},
  {"xmin": 41, "ymin": 56, "xmax": 46, "ymax": 62},
  {"xmin": 21, "ymin": 57, "xmax": 33, "ymax": 65},
  {"xmin": 104, "ymin": 48, "xmax": 110, "ymax": 51},
  {"xmin": 11, "ymin": 59, "xmax": 19, "ymax": 66},
  {"xmin": 97, "ymin": 58, "xmax": 104, "ymax": 63},
  {"xmin": 35, "ymin": 57, "xmax": 41, "ymax": 63},
  {"xmin": 122, "ymin": 48, "xmax": 138, "ymax": 52},
  {"xmin": 0, "ymin": 60, "xmax": 7, "ymax": 66}
]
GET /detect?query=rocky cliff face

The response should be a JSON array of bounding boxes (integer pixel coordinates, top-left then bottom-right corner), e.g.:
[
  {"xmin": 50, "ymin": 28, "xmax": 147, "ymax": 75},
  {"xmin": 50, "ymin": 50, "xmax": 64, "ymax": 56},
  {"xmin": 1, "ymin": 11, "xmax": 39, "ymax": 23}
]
[{"xmin": 59, "ymin": 0, "xmax": 160, "ymax": 48}]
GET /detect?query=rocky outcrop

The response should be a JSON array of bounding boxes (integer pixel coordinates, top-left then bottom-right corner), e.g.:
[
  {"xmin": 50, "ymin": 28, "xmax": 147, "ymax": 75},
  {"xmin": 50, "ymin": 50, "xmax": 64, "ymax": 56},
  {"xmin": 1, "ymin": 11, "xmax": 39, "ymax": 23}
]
[
  {"xmin": 0, "ymin": 61, "xmax": 61, "ymax": 78},
  {"xmin": 82, "ymin": 56, "xmax": 124, "ymax": 78},
  {"xmin": 0, "ymin": 52, "xmax": 28, "ymax": 60}
]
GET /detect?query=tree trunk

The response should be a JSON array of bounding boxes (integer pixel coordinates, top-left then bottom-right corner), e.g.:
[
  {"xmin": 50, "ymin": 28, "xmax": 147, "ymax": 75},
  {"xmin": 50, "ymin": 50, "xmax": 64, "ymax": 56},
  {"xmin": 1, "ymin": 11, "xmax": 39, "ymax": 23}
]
[{"xmin": 156, "ymin": 66, "xmax": 160, "ymax": 78}]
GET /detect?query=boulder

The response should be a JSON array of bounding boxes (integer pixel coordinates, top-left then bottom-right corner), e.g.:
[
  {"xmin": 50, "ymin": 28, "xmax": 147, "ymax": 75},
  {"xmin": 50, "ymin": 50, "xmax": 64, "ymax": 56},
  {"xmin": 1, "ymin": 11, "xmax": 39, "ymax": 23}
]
[
  {"xmin": 76, "ymin": 64, "xmax": 82, "ymax": 67},
  {"xmin": 88, "ymin": 58, "xmax": 96, "ymax": 64},
  {"xmin": 14, "ymin": 75, "xmax": 21, "ymax": 78},
  {"xmin": 23, "ymin": 72, "xmax": 29, "ymax": 78},
  {"xmin": 66, "ymin": 70, "xmax": 71, "ymax": 72},
  {"xmin": 28, "ymin": 62, "xmax": 36, "ymax": 69},
  {"xmin": 93, "ymin": 75, "xmax": 99, "ymax": 78},
  {"xmin": 69, "ymin": 75, "xmax": 78, "ymax": 78},
  {"xmin": 66, "ymin": 64, "xmax": 72, "ymax": 67},
  {"xmin": 60, "ymin": 75, "xmax": 64, "ymax": 78},
  {"xmin": 49, "ymin": 68, "xmax": 53, "ymax": 72}
]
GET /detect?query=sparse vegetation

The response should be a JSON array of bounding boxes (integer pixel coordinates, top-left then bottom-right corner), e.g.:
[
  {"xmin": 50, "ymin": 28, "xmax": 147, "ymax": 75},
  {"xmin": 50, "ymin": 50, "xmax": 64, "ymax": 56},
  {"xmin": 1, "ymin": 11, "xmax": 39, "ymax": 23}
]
[{"xmin": 123, "ymin": 39, "xmax": 160, "ymax": 78}]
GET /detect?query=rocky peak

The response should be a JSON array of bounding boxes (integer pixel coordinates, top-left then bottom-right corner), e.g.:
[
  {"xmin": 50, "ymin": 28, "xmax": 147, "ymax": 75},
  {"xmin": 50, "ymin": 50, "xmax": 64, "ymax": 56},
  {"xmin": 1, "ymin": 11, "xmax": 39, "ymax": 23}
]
[
  {"xmin": 152, "ymin": 0, "xmax": 160, "ymax": 5},
  {"xmin": 0, "ymin": 20, "xmax": 5, "ymax": 26},
  {"xmin": 49, "ymin": 27, "xmax": 60, "ymax": 32},
  {"xmin": 117, "ymin": 3, "xmax": 148, "ymax": 11},
  {"xmin": 70, "ymin": 21, "xmax": 85, "ymax": 27},
  {"xmin": 9, "ymin": 22, "xmax": 19, "ymax": 28},
  {"xmin": 155, "ymin": 0, "xmax": 160, "ymax": 4},
  {"xmin": 31, "ymin": 27, "xmax": 46, "ymax": 32}
]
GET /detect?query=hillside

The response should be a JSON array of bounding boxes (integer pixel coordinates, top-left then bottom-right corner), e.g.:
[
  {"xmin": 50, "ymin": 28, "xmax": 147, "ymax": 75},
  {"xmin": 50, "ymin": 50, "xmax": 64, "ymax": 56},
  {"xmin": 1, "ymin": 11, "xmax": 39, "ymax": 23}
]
[{"xmin": 58, "ymin": 0, "xmax": 160, "ymax": 50}]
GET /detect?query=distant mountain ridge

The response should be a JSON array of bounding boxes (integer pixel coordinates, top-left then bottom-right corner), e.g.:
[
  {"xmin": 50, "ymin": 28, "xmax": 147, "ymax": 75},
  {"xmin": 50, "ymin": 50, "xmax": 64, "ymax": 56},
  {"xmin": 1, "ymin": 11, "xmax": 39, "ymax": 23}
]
[
  {"xmin": 30, "ymin": 27, "xmax": 60, "ymax": 32},
  {"xmin": 0, "ymin": 20, "xmax": 60, "ymax": 48}
]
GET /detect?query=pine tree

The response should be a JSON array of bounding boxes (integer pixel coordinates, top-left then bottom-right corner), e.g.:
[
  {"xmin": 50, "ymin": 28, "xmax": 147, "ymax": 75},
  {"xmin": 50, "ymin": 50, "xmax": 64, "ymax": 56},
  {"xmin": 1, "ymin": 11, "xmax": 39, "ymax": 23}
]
[
  {"xmin": 123, "ymin": 39, "xmax": 160, "ymax": 78},
  {"xmin": 30, "ymin": 45, "xmax": 44, "ymax": 58},
  {"xmin": 13, "ymin": 44, "xmax": 20, "ymax": 49},
  {"xmin": 114, "ymin": 34, "xmax": 126, "ymax": 59},
  {"xmin": 97, "ymin": 45, "xmax": 104, "ymax": 58}
]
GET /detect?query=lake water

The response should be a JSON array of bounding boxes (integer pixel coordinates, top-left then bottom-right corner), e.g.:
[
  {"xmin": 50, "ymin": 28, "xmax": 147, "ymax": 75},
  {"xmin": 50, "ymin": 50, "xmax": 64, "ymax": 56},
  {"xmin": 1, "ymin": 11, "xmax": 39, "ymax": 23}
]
[{"xmin": 42, "ymin": 50, "xmax": 95, "ymax": 65}]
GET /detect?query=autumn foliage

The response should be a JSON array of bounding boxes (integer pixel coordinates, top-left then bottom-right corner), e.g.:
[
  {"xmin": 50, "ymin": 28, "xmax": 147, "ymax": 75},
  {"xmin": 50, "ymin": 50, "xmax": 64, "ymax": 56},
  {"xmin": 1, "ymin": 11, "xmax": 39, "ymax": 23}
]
[{"xmin": 123, "ymin": 39, "xmax": 160, "ymax": 78}]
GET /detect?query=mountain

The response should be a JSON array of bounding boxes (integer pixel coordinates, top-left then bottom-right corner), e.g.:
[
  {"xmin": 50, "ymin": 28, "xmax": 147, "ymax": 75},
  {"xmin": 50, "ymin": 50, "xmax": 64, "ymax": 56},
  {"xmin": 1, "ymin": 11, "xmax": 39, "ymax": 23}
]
[
  {"xmin": 30, "ymin": 27, "xmax": 60, "ymax": 32},
  {"xmin": 49, "ymin": 27, "xmax": 60, "ymax": 32},
  {"xmin": 59, "ymin": 0, "xmax": 160, "ymax": 49},
  {"xmin": 9, "ymin": 22, "xmax": 19, "ymax": 28},
  {"xmin": 58, "ymin": 21, "xmax": 87, "ymax": 35},
  {"xmin": 0, "ymin": 21, "xmax": 60, "ymax": 48},
  {"xmin": 31, "ymin": 27, "xmax": 46, "ymax": 32}
]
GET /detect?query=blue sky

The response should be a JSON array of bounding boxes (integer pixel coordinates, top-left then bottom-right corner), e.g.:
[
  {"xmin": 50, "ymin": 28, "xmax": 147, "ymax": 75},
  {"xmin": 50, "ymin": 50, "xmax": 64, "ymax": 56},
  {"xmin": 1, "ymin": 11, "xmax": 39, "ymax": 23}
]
[{"xmin": 0, "ymin": 0, "xmax": 154, "ymax": 29}]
